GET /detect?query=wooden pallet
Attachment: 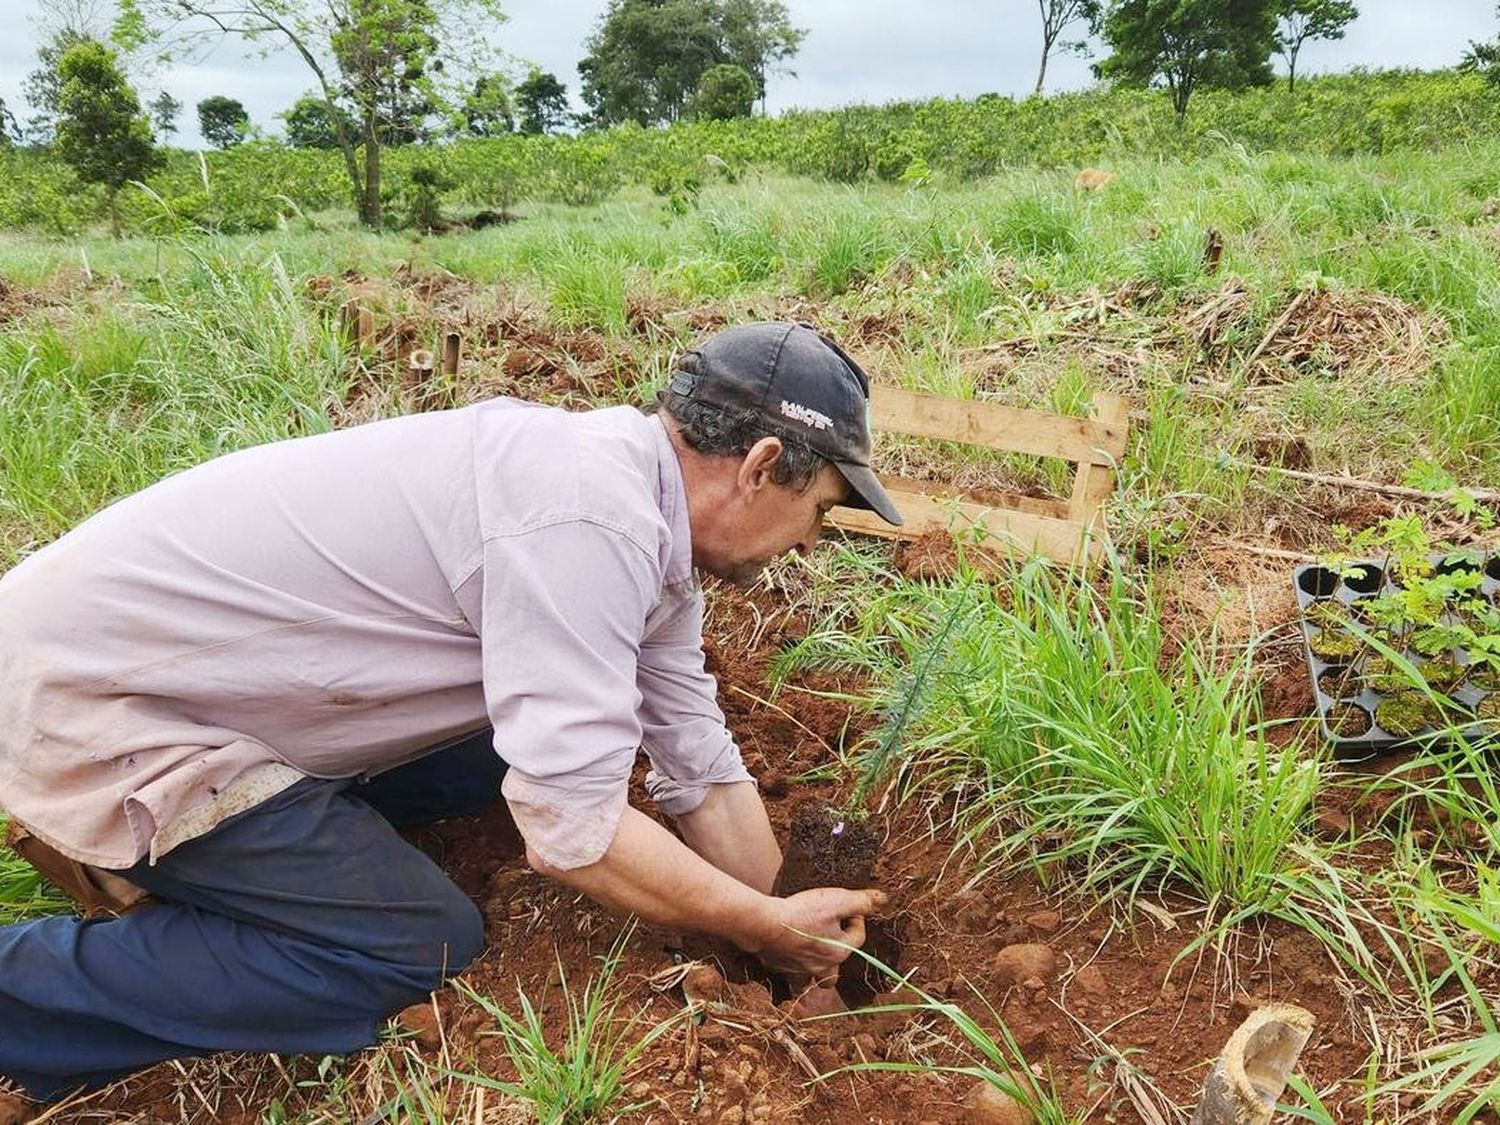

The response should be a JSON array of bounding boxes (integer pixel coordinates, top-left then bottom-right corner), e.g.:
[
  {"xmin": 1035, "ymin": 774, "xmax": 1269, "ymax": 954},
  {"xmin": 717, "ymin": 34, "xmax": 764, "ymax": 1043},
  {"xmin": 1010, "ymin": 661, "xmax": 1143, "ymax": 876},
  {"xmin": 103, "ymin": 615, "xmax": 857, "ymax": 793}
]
[{"xmin": 829, "ymin": 385, "xmax": 1130, "ymax": 566}]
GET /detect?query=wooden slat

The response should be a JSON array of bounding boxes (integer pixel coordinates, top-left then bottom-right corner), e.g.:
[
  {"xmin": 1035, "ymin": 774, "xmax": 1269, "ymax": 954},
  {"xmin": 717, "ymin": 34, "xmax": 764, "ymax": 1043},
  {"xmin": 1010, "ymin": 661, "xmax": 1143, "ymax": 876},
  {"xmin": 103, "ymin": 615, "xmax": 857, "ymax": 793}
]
[
  {"xmin": 1067, "ymin": 392, "xmax": 1130, "ymax": 527},
  {"xmin": 881, "ymin": 474, "xmax": 1071, "ymax": 521},
  {"xmin": 871, "ymin": 385, "xmax": 1127, "ymax": 465},
  {"xmin": 830, "ymin": 489, "xmax": 1096, "ymax": 565}
]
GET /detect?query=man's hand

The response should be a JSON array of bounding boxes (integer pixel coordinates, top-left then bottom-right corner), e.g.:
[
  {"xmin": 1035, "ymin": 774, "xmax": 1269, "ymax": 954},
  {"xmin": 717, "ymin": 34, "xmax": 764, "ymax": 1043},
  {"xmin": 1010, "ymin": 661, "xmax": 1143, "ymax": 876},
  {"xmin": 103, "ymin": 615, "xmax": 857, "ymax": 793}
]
[
  {"xmin": 748, "ymin": 886, "xmax": 887, "ymax": 977},
  {"xmin": 526, "ymin": 805, "xmax": 885, "ymax": 978}
]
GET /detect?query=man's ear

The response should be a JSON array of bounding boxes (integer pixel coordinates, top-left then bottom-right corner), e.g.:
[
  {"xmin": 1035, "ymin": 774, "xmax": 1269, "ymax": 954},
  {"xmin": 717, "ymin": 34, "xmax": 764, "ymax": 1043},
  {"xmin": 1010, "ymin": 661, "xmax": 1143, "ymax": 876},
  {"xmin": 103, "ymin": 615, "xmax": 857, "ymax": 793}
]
[{"xmin": 737, "ymin": 436, "xmax": 784, "ymax": 496}]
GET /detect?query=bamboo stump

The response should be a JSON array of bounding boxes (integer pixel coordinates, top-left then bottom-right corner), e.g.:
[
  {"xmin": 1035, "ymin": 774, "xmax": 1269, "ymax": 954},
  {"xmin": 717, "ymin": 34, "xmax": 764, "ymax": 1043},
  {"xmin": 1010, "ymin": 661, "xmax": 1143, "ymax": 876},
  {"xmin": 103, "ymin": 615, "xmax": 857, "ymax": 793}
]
[{"xmin": 1191, "ymin": 1004, "xmax": 1315, "ymax": 1125}]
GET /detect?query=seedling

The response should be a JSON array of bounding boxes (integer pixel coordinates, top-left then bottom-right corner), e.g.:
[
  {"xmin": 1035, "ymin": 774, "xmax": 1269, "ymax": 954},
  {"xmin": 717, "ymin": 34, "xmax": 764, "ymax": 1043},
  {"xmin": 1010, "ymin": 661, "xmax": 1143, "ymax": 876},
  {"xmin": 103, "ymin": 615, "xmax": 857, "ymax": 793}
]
[{"xmin": 1296, "ymin": 513, "xmax": 1500, "ymax": 756}]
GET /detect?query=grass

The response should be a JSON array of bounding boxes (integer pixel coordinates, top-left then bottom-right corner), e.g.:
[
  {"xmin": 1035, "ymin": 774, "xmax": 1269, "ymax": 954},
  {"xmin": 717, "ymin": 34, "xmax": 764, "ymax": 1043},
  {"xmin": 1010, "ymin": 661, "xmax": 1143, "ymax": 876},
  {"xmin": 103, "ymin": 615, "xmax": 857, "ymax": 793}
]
[
  {"xmin": 0, "ymin": 818, "xmax": 71, "ymax": 924},
  {"xmin": 457, "ymin": 927, "xmax": 681, "ymax": 1124},
  {"xmin": 778, "ymin": 548, "xmax": 1322, "ymax": 913}
]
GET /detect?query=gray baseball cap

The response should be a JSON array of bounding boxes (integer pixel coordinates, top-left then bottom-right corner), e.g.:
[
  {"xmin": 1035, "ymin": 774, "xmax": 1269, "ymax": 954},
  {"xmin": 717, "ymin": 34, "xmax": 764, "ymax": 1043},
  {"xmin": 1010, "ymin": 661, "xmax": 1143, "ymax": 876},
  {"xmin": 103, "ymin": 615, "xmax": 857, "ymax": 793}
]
[{"xmin": 668, "ymin": 322, "xmax": 903, "ymax": 526}]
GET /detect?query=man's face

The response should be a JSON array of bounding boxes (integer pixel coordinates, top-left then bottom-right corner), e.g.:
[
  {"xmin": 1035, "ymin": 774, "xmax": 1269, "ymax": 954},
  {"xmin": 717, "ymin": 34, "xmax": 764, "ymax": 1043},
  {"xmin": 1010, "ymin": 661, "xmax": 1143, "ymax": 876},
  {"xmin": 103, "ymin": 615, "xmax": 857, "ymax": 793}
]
[{"xmin": 696, "ymin": 449, "xmax": 850, "ymax": 586}]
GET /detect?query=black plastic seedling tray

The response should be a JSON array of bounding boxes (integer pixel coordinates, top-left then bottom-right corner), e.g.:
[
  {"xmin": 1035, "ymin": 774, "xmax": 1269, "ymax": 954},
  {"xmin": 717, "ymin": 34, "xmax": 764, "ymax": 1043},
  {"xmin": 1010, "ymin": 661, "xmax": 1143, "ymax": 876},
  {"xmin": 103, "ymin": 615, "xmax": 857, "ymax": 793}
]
[{"xmin": 1293, "ymin": 552, "xmax": 1500, "ymax": 759}]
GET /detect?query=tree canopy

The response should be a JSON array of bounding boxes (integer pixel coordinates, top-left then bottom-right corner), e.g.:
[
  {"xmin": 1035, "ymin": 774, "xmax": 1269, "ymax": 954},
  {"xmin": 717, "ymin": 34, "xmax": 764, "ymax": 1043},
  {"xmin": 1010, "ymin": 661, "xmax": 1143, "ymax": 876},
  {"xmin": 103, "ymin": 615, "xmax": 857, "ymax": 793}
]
[
  {"xmin": 688, "ymin": 63, "xmax": 756, "ymax": 120},
  {"xmin": 461, "ymin": 74, "xmax": 513, "ymax": 135},
  {"xmin": 53, "ymin": 40, "xmax": 161, "ymax": 228},
  {"xmin": 197, "ymin": 95, "xmax": 249, "ymax": 148},
  {"xmin": 23, "ymin": 27, "xmax": 96, "ymax": 144},
  {"xmin": 578, "ymin": 0, "xmax": 803, "ymax": 127},
  {"xmin": 1274, "ymin": 0, "xmax": 1358, "ymax": 93},
  {"xmin": 1097, "ymin": 0, "xmax": 1277, "ymax": 120},
  {"xmin": 515, "ymin": 69, "xmax": 570, "ymax": 134},
  {"xmin": 1462, "ymin": 3, "xmax": 1500, "ymax": 84},
  {"xmin": 148, "ymin": 90, "xmax": 183, "ymax": 140},
  {"xmin": 280, "ymin": 93, "xmax": 355, "ymax": 147}
]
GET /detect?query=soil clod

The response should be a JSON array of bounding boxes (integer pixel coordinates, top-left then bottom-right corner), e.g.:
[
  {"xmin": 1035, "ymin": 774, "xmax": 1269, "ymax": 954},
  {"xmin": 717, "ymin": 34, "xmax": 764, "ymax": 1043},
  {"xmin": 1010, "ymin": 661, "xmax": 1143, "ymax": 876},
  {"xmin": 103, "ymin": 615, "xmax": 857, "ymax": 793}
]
[
  {"xmin": 993, "ymin": 943, "xmax": 1058, "ymax": 987},
  {"xmin": 962, "ymin": 1079, "xmax": 1035, "ymax": 1125}
]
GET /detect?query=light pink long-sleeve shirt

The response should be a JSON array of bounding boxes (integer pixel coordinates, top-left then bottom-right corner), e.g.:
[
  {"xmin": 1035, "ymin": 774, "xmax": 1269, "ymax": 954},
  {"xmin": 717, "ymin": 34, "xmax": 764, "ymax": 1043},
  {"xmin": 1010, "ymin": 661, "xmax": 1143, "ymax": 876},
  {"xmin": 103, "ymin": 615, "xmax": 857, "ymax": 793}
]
[{"xmin": 0, "ymin": 400, "xmax": 750, "ymax": 871}]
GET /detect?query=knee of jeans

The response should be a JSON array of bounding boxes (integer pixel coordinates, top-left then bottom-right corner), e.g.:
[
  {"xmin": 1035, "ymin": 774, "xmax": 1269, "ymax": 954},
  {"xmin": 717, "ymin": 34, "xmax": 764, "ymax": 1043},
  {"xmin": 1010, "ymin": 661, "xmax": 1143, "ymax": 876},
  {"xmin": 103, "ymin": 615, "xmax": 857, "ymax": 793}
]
[{"xmin": 417, "ymin": 888, "xmax": 484, "ymax": 978}]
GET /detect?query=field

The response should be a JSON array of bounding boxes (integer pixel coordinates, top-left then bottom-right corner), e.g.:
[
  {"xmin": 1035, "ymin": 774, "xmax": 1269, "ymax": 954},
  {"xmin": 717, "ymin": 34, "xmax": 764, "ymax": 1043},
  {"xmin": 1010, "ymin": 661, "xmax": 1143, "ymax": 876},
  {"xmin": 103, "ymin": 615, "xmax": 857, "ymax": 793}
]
[{"xmin": 2, "ymin": 136, "xmax": 1500, "ymax": 1123}]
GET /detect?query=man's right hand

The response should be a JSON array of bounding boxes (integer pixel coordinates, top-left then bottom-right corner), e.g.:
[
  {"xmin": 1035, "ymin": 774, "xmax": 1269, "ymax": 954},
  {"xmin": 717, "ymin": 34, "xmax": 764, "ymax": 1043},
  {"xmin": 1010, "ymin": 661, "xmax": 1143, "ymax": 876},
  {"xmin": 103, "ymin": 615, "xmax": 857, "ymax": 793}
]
[{"xmin": 749, "ymin": 886, "xmax": 887, "ymax": 977}]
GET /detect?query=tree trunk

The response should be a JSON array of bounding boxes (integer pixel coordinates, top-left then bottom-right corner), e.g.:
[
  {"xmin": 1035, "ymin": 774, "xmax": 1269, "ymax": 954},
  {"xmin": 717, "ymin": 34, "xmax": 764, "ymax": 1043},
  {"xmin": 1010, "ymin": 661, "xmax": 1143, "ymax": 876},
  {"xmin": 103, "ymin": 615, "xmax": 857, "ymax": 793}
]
[
  {"xmin": 336, "ymin": 131, "xmax": 364, "ymax": 221},
  {"xmin": 1287, "ymin": 46, "xmax": 1299, "ymax": 95},
  {"xmin": 361, "ymin": 106, "xmax": 381, "ymax": 228},
  {"xmin": 1034, "ymin": 45, "xmax": 1049, "ymax": 95}
]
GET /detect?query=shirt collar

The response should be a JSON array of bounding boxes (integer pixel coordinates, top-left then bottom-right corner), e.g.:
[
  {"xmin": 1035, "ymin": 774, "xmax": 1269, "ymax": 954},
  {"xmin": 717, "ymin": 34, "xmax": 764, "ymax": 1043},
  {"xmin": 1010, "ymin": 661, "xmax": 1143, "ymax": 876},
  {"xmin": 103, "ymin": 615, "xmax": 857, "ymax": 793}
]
[{"xmin": 650, "ymin": 413, "xmax": 696, "ymax": 591}]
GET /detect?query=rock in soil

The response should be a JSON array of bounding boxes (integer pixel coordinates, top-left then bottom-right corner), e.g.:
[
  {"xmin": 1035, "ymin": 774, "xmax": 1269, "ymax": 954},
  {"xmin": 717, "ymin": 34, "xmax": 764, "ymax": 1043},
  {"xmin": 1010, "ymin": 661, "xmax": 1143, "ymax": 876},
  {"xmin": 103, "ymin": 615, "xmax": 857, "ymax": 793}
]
[
  {"xmin": 962, "ymin": 1080, "xmax": 1034, "ymax": 1125},
  {"xmin": 1073, "ymin": 964, "xmax": 1109, "ymax": 997},
  {"xmin": 1023, "ymin": 909, "xmax": 1061, "ymax": 933},
  {"xmin": 395, "ymin": 1002, "xmax": 442, "ymax": 1050},
  {"xmin": 993, "ymin": 943, "xmax": 1057, "ymax": 987}
]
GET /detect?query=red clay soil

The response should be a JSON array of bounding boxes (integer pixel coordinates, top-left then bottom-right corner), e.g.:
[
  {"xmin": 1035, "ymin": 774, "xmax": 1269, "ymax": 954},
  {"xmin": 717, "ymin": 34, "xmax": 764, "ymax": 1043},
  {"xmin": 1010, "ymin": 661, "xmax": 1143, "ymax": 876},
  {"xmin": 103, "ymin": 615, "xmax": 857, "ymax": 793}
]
[{"xmin": 73, "ymin": 566, "xmax": 1499, "ymax": 1125}]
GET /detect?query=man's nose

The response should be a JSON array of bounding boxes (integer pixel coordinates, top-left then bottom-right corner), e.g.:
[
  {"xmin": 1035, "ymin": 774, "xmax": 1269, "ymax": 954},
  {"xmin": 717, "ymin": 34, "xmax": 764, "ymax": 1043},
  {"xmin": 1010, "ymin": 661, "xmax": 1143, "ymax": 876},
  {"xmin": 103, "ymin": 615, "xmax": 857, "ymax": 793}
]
[{"xmin": 797, "ymin": 520, "xmax": 824, "ymax": 555}]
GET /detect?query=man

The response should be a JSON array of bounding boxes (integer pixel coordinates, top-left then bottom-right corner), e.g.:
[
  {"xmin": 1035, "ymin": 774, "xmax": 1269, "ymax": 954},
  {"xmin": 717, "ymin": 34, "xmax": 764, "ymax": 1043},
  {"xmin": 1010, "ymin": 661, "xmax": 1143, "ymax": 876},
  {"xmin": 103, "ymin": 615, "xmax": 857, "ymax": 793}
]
[{"xmin": 0, "ymin": 321, "xmax": 901, "ymax": 1106}]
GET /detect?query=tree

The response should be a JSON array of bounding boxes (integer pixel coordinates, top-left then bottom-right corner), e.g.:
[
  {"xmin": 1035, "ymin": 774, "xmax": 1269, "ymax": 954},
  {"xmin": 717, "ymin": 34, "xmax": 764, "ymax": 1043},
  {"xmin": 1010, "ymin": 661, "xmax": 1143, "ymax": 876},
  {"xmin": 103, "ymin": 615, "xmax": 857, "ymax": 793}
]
[
  {"xmin": 1030, "ymin": 0, "xmax": 1101, "ymax": 95},
  {"xmin": 688, "ymin": 62, "xmax": 755, "ymax": 120},
  {"xmin": 1462, "ymin": 4, "xmax": 1500, "ymax": 84},
  {"xmin": 134, "ymin": 0, "xmax": 508, "ymax": 228},
  {"xmin": 716, "ymin": 0, "xmax": 804, "ymax": 109},
  {"xmin": 578, "ymin": 0, "xmax": 803, "ymax": 127},
  {"xmin": 0, "ymin": 97, "xmax": 17, "ymax": 146},
  {"xmin": 197, "ymin": 95, "xmax": 250, "ymax": 148},
  {"xmin": 514, "ymin": 69, "xmax": 569, "ymax": 134},
  {"xmin": 280, "ymin": 93, "xmax": 355, "ymax": 147},
  {"xmin": 53, "ymin": 40, "xmax": 161, "ymax": 231},
  {"xmin": 1274, "ymin": 0, "xmax": 1357, "ymax": 94},
  {"xmin": 23, "ymin": 28, "xmax": 95, "ymax": 144},
  {"xmin": 461, "ymin": 73, "xmax": 512, "ymax": 135},
  {"xmin": 148, "ymin": 90, "xmax": 182, "ymax": 140},
  {"xmin": 21, "ymin": 0, "xmax": 132, "ymax": 143},
  {"xmin": 1097, "ymin": 0, "xmax": 1276, "ymax": 120}
]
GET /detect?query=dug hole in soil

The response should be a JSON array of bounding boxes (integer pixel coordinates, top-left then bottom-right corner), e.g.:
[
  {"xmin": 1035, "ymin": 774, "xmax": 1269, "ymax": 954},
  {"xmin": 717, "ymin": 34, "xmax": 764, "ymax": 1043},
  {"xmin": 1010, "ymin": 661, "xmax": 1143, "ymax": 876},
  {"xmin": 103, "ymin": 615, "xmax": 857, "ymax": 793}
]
[{"xmin": 772, "ymin": 803, "xmax": 902, "ymax": 1010}]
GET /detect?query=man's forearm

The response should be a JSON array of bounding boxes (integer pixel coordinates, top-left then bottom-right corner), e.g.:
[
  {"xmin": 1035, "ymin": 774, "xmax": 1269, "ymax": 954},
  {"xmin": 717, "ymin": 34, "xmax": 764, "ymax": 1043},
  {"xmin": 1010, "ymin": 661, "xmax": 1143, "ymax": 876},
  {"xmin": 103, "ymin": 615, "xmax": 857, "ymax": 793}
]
[
  {"xmin": 672, "ymin": 780, "xmax": 782, "ymax": 894},
  {"xmin": 525, "ymin": 801, "xmax": 884, "ymax": 976},
  {"xmin": 526, "ymin": 803, "xmax": 778, "ymax": 952}
]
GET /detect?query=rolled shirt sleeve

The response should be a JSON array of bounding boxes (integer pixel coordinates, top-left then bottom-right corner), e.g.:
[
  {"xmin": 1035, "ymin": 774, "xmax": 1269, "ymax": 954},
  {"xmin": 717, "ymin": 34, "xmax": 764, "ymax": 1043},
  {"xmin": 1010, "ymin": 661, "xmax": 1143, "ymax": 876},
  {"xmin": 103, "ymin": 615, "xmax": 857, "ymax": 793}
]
[
  {"xmin": 638, "ymin": 586, "xmax": 753, "ymax": 816},
  {"xmin": 479, "ymin": 518, "xmax": 658, "ymax": 870}
]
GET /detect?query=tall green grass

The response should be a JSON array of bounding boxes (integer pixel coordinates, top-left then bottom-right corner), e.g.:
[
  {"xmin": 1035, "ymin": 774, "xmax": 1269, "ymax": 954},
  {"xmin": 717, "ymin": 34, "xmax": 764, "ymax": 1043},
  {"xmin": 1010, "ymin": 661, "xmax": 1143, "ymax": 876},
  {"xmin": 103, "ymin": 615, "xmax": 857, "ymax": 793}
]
[
  {"xmin": 0, "ymin": 246, "xmax": 349, "ymax": 565},
  {"xmin": 458, "ymin": 927, "xmax": 679, "ymax": 1123},
  {"xmin": 778, "ymin": 549, "xmax": 1322, "ymax": 912}
]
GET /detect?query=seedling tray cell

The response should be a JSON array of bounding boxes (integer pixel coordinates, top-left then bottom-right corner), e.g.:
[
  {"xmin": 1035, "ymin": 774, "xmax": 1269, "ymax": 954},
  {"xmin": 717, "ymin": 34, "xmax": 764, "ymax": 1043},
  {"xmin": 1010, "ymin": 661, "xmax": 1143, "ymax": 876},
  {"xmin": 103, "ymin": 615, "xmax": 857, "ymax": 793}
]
[{"xmin": 1292, "ymin": 554, "xmax": 1499, "ymax": 760}]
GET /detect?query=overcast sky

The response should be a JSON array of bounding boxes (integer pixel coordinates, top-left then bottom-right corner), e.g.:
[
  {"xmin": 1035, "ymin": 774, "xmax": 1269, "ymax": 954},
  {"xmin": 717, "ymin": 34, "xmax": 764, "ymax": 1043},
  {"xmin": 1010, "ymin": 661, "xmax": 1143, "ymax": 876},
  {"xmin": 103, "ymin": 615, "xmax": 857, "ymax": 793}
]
[{"xmin": 1, "ymin": 0, "xmax": 1495, "ymax": 148}]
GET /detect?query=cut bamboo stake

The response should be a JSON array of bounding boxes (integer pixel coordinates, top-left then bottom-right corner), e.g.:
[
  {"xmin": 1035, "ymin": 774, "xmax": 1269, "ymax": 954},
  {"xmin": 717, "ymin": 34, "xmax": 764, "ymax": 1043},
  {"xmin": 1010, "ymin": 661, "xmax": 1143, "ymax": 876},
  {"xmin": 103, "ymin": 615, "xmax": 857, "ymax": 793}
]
[
  {"xmin": 441, "ymin": 331, "xmax": 461, "ymax": 377},
  {"xmin": 407, "ymin": 348, "xmax": 435, "ymax": 393},
  {"xmin": 1245, "ymin": 289, "xmax": 1310, "ymax": 368},
  {"xmin": 1190, "ymin": 1004, "xmax": 1315, "ymax": 1125}
]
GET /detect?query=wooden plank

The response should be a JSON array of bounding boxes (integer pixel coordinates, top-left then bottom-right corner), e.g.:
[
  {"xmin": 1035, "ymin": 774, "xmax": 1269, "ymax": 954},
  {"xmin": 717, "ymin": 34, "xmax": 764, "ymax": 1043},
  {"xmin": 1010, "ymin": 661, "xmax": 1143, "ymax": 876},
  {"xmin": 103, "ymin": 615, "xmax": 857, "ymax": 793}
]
[
  {"xmin": 830, "ymin": 489, "xmax": 1096, "ymax": 565},
  {"xmin": 1067, "ymin": 392, "xmax": 1130, "ymax": 527},
  {"xmin": 871, "ymin": 385, "xmax": 1126, "ymax": 465},
  {"xmin": 881, "ymin": 474, "xmax": 1071, "ymax": 521}
]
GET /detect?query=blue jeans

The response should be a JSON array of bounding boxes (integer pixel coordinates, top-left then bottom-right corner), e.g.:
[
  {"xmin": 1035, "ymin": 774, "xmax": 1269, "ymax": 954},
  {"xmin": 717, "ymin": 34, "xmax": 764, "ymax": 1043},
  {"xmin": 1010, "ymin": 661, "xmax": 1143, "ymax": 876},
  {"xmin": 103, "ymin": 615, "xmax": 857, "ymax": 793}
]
[{"xmin": 0, "ymin": 730, "xmax": 507, "ymax": 1101}]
